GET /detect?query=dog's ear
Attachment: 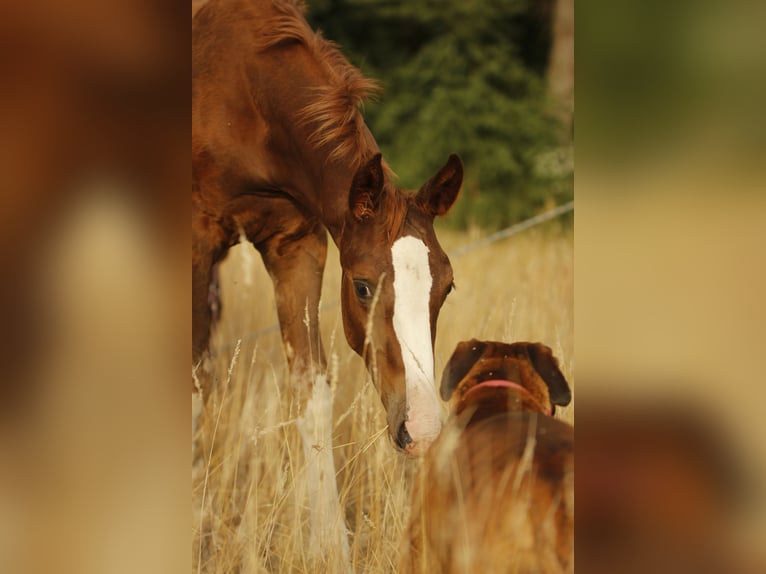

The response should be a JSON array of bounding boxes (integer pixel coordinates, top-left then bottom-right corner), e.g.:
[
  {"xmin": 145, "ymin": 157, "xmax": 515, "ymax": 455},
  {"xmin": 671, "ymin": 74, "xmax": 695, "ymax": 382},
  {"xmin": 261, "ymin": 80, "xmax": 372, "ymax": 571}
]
[
  {"xmin": 440, "ymin": 339, "xmax": 487, "ymax": 401},
  {"xmin": 525, "ymin": 343, "xmax": 572, "ymax": 407}
]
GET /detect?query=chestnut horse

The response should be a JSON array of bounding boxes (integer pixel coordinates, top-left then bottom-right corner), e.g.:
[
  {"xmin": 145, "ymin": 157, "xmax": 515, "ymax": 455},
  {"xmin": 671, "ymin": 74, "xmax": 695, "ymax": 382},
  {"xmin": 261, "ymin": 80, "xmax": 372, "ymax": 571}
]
[{"xmin": 193, "ymin": 0, "xmax": 462, "ymax": 559}]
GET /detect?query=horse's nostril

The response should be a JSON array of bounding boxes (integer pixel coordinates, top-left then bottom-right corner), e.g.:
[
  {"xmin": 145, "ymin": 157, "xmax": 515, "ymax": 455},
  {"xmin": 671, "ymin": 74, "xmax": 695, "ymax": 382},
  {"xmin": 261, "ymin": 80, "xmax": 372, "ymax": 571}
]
[{"xmin": 396, "ymin": 422, "xmax": 413, "ymax": 450}]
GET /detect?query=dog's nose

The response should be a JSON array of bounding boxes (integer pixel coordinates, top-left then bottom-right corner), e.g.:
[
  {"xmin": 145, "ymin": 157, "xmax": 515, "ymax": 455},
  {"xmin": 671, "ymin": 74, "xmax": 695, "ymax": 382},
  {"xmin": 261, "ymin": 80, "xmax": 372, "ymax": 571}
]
[{"xmin": 395, "ymin": 421, "xmax": 413, "ymax": 451}]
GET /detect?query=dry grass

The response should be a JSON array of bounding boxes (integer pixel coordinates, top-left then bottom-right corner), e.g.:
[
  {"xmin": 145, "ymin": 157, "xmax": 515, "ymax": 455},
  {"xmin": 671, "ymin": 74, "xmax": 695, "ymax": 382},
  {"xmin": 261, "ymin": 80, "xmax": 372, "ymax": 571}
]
[{"xmin": 192, "ymin": 224, "xmax": 573, "ymax": 573}]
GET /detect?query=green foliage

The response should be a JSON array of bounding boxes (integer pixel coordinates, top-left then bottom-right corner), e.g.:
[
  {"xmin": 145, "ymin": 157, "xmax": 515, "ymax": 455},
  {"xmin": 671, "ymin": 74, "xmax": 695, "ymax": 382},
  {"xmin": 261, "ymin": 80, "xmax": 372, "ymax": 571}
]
[{"xmin": 309, "ymin": 0, "xmax": 572, "ymax": 229}]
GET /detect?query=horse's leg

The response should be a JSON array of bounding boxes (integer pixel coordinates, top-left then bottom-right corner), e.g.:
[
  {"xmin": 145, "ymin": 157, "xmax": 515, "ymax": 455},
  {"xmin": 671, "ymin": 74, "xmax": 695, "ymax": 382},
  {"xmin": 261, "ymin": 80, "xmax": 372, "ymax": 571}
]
[
  {"xmin": 191, "ymin": 208, "xmax": 228, "ymax": 438},
  {"xmin": 258, "ymin": 218, "xmax": 328, "ymax": 395},
  {"xmin": 192, "ymin": 250, "xmax": 218, "ymax": 366},
  {"xmin": 257, "ymin": 218, "xmax": 351, "ymax": 565}
]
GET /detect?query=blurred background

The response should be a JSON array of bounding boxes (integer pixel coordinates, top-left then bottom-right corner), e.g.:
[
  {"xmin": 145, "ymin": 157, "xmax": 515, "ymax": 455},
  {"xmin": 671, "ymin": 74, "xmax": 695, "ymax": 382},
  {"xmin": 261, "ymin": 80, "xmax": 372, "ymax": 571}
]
[
  {"xmin": 576, "ymin": 0, "xmax": 766, "ymax": 571},
  {"xmin": 0, "ymin": 2, "xmax": 188, "ymax": 573}
]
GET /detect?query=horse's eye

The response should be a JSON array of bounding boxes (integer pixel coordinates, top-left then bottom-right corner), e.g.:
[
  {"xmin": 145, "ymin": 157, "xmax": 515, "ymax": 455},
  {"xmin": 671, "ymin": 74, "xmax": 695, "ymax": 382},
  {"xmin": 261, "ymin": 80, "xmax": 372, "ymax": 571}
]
[{"xmin": 353, "ymin": 280, "xmax": 373, "ymax": 302}]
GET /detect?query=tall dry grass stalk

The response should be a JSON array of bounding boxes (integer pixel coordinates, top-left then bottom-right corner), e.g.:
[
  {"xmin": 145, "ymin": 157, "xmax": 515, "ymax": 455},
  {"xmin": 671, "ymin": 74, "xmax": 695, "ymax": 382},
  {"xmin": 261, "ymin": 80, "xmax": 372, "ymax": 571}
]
[{"xmin": 192, "ymin": 225, "xmax": 573, "ymax": 573}]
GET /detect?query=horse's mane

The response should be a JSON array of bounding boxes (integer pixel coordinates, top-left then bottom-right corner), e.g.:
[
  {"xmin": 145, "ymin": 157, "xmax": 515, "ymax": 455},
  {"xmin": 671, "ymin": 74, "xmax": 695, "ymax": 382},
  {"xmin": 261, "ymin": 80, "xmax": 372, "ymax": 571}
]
[{"xmin": 255, "ymin": 0, "xmax": 381, "ymax": 169}]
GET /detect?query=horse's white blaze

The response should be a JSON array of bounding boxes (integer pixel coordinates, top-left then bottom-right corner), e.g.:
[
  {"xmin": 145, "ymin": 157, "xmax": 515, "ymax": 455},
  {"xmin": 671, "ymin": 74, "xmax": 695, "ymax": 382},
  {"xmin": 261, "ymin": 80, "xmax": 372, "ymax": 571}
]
[{"xmin": 391, "ymin": 236, "xmax": 442, "ymax": 448}]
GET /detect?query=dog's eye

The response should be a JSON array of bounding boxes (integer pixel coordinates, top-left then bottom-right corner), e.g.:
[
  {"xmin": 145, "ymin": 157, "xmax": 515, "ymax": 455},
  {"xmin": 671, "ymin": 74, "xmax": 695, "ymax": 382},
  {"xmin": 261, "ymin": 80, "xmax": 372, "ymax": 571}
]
[
  {"xmin": 445, "ymin": 280, "xmax": 456, "ymax": 297},
  {"xmin": 353, "ymin": 279, "xmax": 373, "ymax": 302}
]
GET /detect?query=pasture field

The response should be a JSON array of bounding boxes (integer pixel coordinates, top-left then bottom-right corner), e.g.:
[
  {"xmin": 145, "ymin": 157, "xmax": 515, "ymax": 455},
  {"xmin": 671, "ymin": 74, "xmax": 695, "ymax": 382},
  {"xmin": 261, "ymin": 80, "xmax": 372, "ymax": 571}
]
[{"xmin": 192, "ymin": 224, "xmax": 573, "ymax": 573}]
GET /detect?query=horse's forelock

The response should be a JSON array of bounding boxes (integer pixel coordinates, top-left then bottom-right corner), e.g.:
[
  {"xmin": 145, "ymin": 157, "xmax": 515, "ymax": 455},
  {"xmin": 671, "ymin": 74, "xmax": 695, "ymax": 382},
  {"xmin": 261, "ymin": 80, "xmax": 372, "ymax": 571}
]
[
  {"xmin": 375, "ymin": 186, "xmax": 452, "ymax": 249},
  {"xmin": 379, "ymin": 186, "xmax": 410, "ymax": 245}
]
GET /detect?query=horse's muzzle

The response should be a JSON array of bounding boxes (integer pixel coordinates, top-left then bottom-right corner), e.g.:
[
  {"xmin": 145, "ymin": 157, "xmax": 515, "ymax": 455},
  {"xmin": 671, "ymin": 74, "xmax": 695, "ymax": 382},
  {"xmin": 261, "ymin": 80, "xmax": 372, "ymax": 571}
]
[
  {"xmin": 395, "ymin": 421, "xmax": 413, "ymax": 451},
  {"xmin": 394, "ymin": 420, "xmax": 439, "ymax": 457}
]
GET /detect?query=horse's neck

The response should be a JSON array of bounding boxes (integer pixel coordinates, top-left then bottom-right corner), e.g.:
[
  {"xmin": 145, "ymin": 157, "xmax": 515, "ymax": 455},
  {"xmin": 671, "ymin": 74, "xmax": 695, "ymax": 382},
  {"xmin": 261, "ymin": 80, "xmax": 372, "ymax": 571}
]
[{"xmin": 271, "ymin": 159, "xmax": 347, "ymax": 245}]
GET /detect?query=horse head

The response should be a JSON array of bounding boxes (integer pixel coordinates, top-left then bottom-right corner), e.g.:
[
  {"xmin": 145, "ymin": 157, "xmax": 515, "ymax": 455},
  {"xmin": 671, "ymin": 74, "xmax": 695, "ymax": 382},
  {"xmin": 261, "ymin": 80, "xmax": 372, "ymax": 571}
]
[{"xmin": 339, "ymin": 153, "xmax": 463, "ymax": 456}]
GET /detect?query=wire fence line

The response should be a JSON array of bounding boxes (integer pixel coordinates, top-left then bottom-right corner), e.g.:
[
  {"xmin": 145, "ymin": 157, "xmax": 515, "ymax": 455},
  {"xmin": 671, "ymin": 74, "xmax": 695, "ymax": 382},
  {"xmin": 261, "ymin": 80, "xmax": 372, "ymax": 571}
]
[
  {"xmin": 448, "ymin": 200, "xmax": 573, "ymax": 257},
  {"xmin": 217, "ymin": 201, "xmax": 574, "ymax": 349}
]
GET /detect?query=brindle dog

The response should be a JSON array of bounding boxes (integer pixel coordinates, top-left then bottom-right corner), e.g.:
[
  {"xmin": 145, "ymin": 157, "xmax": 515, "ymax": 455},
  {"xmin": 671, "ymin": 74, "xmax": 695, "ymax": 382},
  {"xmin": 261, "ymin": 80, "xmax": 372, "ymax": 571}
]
[{"xmin": 401, "ymin": 339, "xmax": 574, "ymax": 574}]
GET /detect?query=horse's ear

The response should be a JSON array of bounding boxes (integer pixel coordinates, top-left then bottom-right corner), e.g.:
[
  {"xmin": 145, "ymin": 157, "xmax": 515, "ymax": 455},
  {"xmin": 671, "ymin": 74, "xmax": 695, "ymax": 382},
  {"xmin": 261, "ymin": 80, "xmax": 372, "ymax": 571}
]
[
  {"xmin": 440, "ymin": 339, "xmax": 487, "ymax": 401},
  {"xmin": 417, "ymin": 154, "xmax": 463, "ymax": 217},
  {"xmin": 349, "ymin": 153, "xmax": 385, "ymax": 222},
  {"xmin": 524, "ymin": 343, "xmax": 572, "ymax": 407}
]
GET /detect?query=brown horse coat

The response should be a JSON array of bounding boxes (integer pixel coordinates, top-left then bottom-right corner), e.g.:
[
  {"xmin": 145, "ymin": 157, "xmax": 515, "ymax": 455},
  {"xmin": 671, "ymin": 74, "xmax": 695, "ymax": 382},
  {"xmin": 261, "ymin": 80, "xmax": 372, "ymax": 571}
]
[{"xmin": 193, "ymin": 0, "xmax": 462, "ymax": 453}]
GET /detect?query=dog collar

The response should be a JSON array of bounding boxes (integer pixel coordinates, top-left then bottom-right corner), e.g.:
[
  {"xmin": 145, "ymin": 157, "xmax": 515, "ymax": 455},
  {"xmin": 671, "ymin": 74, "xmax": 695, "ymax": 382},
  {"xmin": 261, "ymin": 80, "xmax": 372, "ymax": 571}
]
[{"xmin": 461, "ymin": 379, "xmax": 551, "ymax": 416}]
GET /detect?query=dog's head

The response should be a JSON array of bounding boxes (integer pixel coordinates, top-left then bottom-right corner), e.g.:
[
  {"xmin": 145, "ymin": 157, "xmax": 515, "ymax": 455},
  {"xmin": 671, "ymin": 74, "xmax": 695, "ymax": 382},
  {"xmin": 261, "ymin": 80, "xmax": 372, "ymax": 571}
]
[{"xmin": 440, "ymin": 339, "xmax": 572, "ymax": 416}]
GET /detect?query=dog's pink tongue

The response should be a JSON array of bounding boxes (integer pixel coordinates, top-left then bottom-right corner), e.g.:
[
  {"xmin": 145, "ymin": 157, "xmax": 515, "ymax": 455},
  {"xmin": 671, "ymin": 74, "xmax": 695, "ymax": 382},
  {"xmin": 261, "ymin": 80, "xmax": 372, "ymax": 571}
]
[
  {"xmin": 463, "ymin": 379, "xmax": 525, "ymax": 399},
  {"xmin": 462, "ymin": 379, "xmax": 551, "ymax": 416}
]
